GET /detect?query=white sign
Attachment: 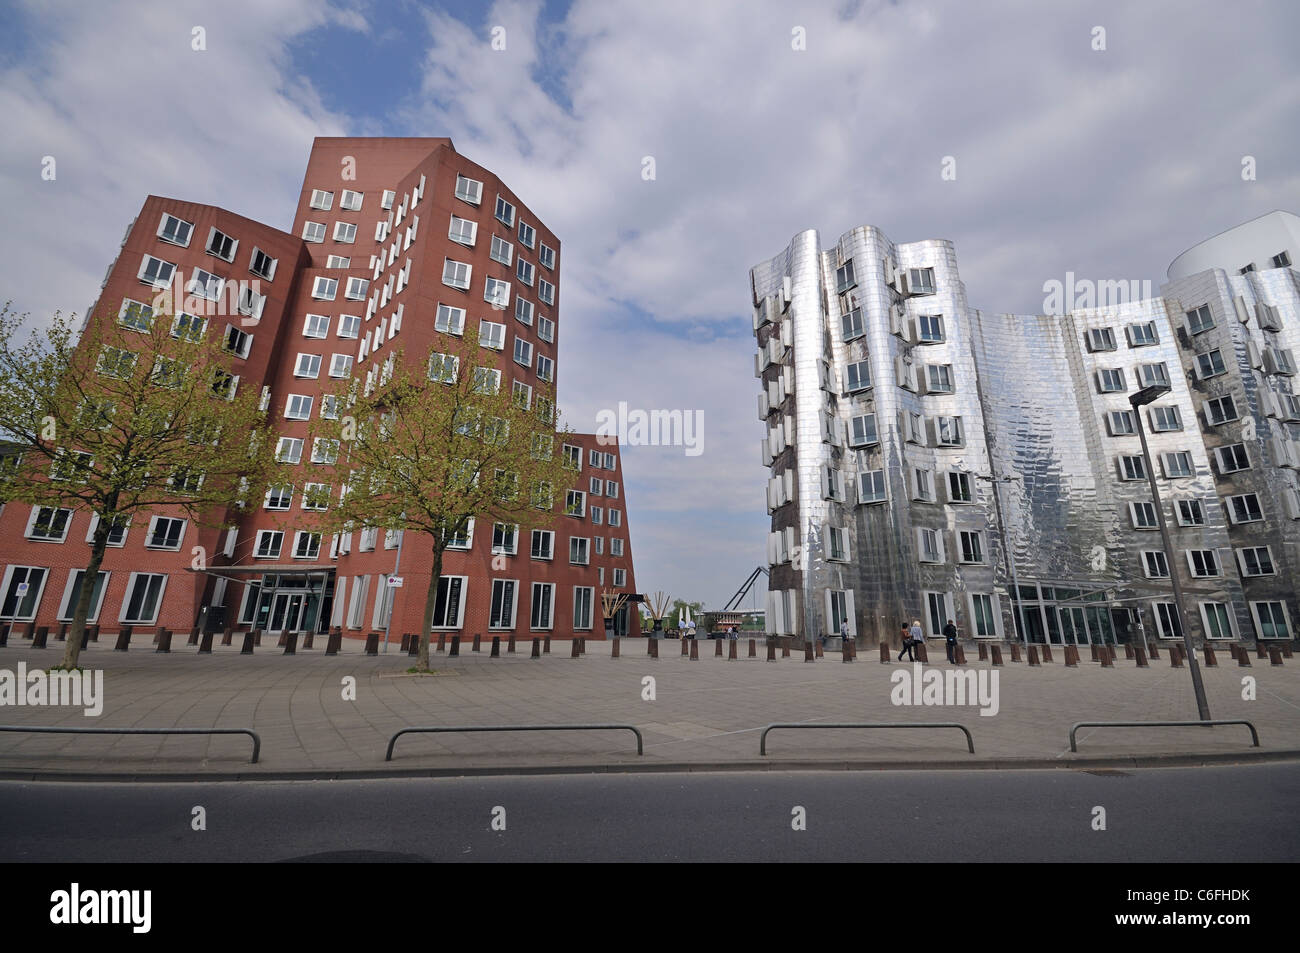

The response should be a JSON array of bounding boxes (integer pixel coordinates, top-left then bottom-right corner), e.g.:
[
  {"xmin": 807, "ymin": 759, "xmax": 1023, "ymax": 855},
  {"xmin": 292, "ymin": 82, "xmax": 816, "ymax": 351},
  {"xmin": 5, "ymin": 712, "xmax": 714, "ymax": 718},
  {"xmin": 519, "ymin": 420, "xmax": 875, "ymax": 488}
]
[
  {"xmin": 386, "ymin": 576, "xmax": 403, "ymax": 588},
  {"xmin": 15, "ymin": 583, "xmax": 28, "ymax": 596}
]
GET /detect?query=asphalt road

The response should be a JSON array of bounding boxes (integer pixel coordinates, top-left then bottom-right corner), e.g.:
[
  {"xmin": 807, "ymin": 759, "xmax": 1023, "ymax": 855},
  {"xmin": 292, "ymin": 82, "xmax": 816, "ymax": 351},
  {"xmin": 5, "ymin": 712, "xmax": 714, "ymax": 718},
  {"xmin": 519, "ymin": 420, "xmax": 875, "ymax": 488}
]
[{"xmin": 2, "ymin": 763, "xmax": 1296, "ymax": 862}]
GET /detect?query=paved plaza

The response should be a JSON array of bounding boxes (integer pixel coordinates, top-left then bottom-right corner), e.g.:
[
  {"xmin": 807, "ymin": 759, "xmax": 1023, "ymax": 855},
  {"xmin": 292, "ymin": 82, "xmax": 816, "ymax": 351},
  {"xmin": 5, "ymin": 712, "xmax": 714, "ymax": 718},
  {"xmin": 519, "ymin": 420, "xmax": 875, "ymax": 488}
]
[{"xmin": 0, "ymin": 635, "xmax": 1296, "ymax": 777}]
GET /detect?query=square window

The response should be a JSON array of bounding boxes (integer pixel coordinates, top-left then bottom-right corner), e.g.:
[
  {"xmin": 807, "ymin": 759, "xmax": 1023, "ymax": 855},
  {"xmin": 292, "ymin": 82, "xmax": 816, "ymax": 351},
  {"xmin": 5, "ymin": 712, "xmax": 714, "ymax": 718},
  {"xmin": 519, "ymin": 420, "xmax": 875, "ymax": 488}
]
[
  {"xmin": 1186, "ymin": 304, "xmax": 1214, "ymax": 334},
  {"xmin": 1149, "ymin": 406, "xmax": 1182, "ymax": 432},
  {"xmin": 295, "ymin": 353, "xmax": 322, "ymax": 378},
  {"xmin": 518, "ymin": 221, "xmax": 536, "ymax": 248},
  {"xmin": 531, "ymin": 530, "xmax": 555, "ymax": 560},
  {"xmin": 516, "ymin": 258, "xmax": 535, "ymax": 286},
  {"xmin": 840, "ymin": 307, "xmax": 864, "ymax": 341},
  {"xmin": 455, "ymin": 175, "xmax": 483, "ymax": 205},
  {"xmin": 485, "ymin": 278, "xmax": 511, "ymax": 309},
  {"xmin": 303, "ymin": 221, "xmax": 326, "ymax": 243},
  {"xmin": 1196, "ymin": 349, "xmax": 1226, "ymax": 379},
  {"xmin": 312, "ymin": 276, "xmax": 338, "ymax": 300},
  {"xmin": 146, "ymin": 516, "xmax": 186, "ymax": 550},
  {"xmin": 1118, "ymin": 455, "xmax": 1147, "ymax": 481},
  {"xmin": 479, "ymin": 321, "xmax": 506, "ymax": 351},
  {"xmin": 1175, "ymin": 499, "xmax": 1206, "ymax": 526},
  {"xmin": 206, "ymin": 228, "xmax": 237, "ymax": 262},
  {"xmin": 1214, "ymin": 443, "xmax": 1250, "ymax": 473},
  {"xmin": 917, "ymin": 314, "xmax": 945, "ymax": 343},
  {"xmin": 537, "ymin": 354, "xmax": 554, "ymax": 382},
  {"xmin": 1126, "ymin": 322, "xmax": 1158, "ymax": 347},
  {"xmin": 538, "ymin": 279, "xmax": 555, "ymax": 306},
  {"xmin": 255, "ymin": 530, "xmax": 283, "ymax": 558},
  {"xmin": 539, "ymin": 243, "xmax": 556, "ymax": 270},
  {"xmin": 495, "ymin": 195, "xmax": 516, "ymax": 227},
  {"xmin": 303, "ymin": 313, "xmax": 330, "ymax": 339},
  {"xmin": 1097, "ymin": 368, "xmax": 1126, "ymax": 393},
  {"xmin": 138, "ymin": 255, "xmax": 176, "ymax": 288},
  {"xmin": 329, "ymin": 353, "xmax": 353, "ymax": 378},
  {"xmin": 345, "ymin": 277, "xmax": 368, "ymax": 300},
  {"xmin": 449, "ymin": 215, "xmax": 477, "ymax": 246},
  {"xmin": 538, "ymin": 316, "xmax": 555, "ymax": 343},
  {"xmin": 121, "ymin": 573, "xmax": 166, "ymax": 624},
  {"xmin": 334, "ymin": 221, "xmax": 357, "ymax": 243},
  {"xmin": 157, "ymin": 213, "xmax": 193, "ymax": 246},
  {"xmin": 284, "ymin": 394, "xmax": 313, "ymax": 420},
  {"xmin": 309, "ymin": 189, "xmax": 334, "ymax": 210},
  {"xmin": 27, "ymin": 506, "xmax": 73, "ymax": 541},
  {"xmin": 435, "ymin": 304, "xmax": 466, "ymax": 335},
  {"xmin": 249, "ymin": 247, "xmax": 277, "ymax": 280},
  {"xmin": 1204, "ymin": 395, "xmax": 1238, "ymax": 425},
  {"xmin": 443, "ymin": 259, "xmax": 472, "ymax": 290},
  {"xmin": 1087, "ymin": 328, "xmax": 1117, "ymax": 352},
  {"xmin": 1226, "ymin": 493, "xmax": 1263, "ymax": 524},
  {"xmin": 340, "ymin": 189, "xmax": 363, "ymax": 211}
]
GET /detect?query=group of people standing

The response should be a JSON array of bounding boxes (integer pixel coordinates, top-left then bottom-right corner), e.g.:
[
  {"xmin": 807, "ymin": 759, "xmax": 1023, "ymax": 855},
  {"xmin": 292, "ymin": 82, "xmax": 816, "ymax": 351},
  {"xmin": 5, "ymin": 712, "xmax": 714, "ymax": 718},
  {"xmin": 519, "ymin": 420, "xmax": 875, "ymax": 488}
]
[{"xmin": 896, "ymin": 619, "xmax": 961, "ymax": 662}]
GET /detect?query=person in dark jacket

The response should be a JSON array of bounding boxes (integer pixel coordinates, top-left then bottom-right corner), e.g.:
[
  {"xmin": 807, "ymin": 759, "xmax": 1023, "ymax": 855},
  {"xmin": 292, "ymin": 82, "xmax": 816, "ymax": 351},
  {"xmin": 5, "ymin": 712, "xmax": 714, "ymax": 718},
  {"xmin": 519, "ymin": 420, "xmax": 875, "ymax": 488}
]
[
  {"xmin": 897, "ymin": 625, "xmax": 915, "ymax": 662},
  {"xmin": 944, "ymin": 619, "xmax": 959, "ymax": 663}
]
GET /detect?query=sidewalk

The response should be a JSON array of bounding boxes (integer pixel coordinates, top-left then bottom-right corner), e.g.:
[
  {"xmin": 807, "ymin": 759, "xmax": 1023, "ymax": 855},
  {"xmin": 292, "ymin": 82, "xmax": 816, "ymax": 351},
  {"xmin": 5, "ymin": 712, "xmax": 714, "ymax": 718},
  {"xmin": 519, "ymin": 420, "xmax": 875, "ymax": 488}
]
[{"xmin": 0, "ymin": 637, "xmax": 1296, "ymax": 778}]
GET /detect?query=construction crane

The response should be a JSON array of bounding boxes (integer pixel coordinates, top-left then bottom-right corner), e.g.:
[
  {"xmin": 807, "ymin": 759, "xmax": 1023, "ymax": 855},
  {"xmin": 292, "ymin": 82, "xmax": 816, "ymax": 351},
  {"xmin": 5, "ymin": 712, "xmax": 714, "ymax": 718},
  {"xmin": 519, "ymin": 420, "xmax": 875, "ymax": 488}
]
[{"xmin": 722, "ymin": 567, "xmax": 768, "ymax": 612}]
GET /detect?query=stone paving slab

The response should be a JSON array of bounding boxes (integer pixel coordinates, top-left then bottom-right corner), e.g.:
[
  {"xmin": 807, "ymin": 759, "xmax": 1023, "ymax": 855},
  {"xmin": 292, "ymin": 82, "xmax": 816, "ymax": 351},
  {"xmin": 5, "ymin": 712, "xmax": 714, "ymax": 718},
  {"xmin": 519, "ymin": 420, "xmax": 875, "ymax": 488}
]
[{"xmin": 0, "ymin": 639, "xmax": 1296, "ymax": 777}]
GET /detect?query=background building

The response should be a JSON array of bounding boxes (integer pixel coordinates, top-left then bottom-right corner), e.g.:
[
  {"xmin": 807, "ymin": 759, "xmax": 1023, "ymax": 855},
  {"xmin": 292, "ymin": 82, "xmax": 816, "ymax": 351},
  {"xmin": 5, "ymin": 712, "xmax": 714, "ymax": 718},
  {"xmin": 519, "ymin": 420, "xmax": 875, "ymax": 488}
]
[
  {"xmin": 751, "ymin": 213, "xmax": 1298, "ymax": 647},
  {"xmin": 0, "ymin": 137, "xmax": 638, "ymax": 641}
]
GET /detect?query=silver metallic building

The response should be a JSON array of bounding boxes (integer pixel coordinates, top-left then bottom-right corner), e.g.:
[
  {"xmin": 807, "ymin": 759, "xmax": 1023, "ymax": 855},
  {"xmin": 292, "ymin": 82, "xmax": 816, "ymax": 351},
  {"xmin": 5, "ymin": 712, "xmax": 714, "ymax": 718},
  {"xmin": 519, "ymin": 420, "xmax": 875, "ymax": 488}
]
[{"xmin": 751, "ymin": 212, "xmax": 1300, "ymax": 647}]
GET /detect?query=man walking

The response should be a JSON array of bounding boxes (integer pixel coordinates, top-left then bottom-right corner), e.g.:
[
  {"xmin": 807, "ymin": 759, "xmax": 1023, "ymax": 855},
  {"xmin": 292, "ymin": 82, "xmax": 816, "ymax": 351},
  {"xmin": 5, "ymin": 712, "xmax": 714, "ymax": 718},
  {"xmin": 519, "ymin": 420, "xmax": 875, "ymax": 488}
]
[
  {"xmin": 840, "ymin": 619, "xmax": 850, "ymax": 651},
  {"xmin": 897, "ymin": 624, "xmax": 915, "ymax": 662},
  {"xmin": 944, "ymin": 619, "xmax": 959, "ymax": 663}
]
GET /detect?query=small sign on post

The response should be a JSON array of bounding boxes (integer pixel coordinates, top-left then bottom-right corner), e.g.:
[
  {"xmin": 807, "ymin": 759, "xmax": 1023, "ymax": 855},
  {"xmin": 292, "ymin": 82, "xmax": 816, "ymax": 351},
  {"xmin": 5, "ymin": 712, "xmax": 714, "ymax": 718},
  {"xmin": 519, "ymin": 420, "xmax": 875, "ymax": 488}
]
[{"xmin": 387, "ymin": 576, "xmax": 403, "ymax": 588}]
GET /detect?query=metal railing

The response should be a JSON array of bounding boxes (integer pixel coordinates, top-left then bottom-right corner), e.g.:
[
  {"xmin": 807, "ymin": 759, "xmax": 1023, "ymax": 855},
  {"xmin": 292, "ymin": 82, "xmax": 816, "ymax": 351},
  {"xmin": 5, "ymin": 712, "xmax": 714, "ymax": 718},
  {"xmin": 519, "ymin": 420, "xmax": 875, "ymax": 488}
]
[
  {"xmin": 0, "ymin": 726, "xmax": 261, "ymax": 763},
  {"xmin": 386, "ymin": 724, "xmax": 645, "ymax": 761},
  {"xmin": 760, "ymin": 722, "xmax": 975, "ymax": 755},
  {"xmin": 1068, "ymin": 720, "xmax": 1259, "ymax": 752}
]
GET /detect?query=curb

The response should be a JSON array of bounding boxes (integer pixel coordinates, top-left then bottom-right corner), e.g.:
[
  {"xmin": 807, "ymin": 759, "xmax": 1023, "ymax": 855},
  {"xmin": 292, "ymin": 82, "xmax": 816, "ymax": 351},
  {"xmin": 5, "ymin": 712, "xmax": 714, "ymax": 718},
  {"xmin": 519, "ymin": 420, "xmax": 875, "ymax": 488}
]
[{"xmin": 2, "ymin": 749, "xmax": 1298, "ymax": 783}]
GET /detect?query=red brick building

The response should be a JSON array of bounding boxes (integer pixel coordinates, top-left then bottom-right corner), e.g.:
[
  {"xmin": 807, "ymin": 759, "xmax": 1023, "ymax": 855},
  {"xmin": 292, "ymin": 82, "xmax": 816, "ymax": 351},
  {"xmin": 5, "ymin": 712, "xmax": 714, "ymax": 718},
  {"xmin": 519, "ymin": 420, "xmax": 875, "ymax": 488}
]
[{"xmin": 0, "ymin": 137, "xmax": 639, "ymax": 641}]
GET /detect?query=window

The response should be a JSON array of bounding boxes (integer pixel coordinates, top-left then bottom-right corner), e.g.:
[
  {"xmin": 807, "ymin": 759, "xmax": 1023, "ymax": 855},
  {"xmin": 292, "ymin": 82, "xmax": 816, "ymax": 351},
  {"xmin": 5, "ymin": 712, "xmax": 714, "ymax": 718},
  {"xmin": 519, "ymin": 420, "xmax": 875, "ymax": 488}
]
[
  {"xmin": 303, "ymin": 221, "xmax": 326, "ymax": 243},
  {"xmin": 508, "ymin": 380, "xmax": 532, "ymax": 411},
  {"xmin": 121, "ymin": 573, "xmax": 166, "ymax": 624},
  {"xmin": 491, "ymin": 523, "xmax": 518, "ymax": 556},
  {"xmin": 1118, "ymin": 455, "xmax": 1147, "ymax": 481},
  {"xmin": 537, "ymin": 316, "xmax": 555, "ymax": 343},
  {"xmin": 612, "ymin": 538, "xmax": 625, "ymax": 557},
  {"xmin": 947, "ymin": 471, "xmax": 973, "ymax": 504},
  {"xmin": 309, "ymin": 189, "xmax": 334, "ymax": 210},
  {"xmin": 333, "ymin": 221, "xmax": 357, "ymax": 243},
  {"xmin": 1214, "ymin": 443, "xmax": 1250, "ymax": 473},
  {"xmin": 293, "ymin": 532, "xmax": 322, "ymax": 560},
  {"xmin": 1237, "ymin": 546, "xmax": 1275, "ymax": 577},
  {"xmin": 516, "ymin": 258, "xmax": 535, "ymax": 286},
  {"xmin": 1138, "ymin": 362, "xmax": 1170, "ymax": 387},
  {"xmin": 570, "ymin": 536, "xmax": 590, "ymax": 565},
  {"xmin": 206, "ymin": 227, "xmax": 237, "ymax": 262},
  {"xmin": 265, "ymin": 484, "xmax": 293, "ymax": 510},
  {"xmin": 284, "ymin": 394, "xmax": 313, "ymax": 420},
  {"xmin": 917, "ymin": 314, "xmax": 945, "ymax": 343},
  {"xmin": 495, "ymin": 195, "xmax": 516, "ymax": 226},
  {"xmin": 530, "ymin": 582, "xmax": 555, "ymax": 629},
  {"xmin": 86, "ymin": 513, "xmax": 128, "ymax": 547},
  {"xmin": 146, "ymin": 516, "xmax": 186, "ymax": 550},
  {"xmin": 1176, "ymin": 499, "xmax": 1205, "ymax": 526},
  {"xmin": 276, "ymin": 437, "xmax": 303, "ymax": 464},
  {"xmin": 238, "ymin": 285, "xmax": 266, "ymax": 320},
  {"xmin": 321, "ymin": 395, "xmax": 340, "ymax": 420},
  {"xmin": 1087, "ymin": 328, "xmax": 1117, "ymax": 352},
  {"xmin": 329, "ymin": 353, "xmax": 353, "ymax": 378},
  {"xmin": 118, "ymin": 298, "xmax": 153, "ymax": 332},
  {"xmin": 605, "ymin": 481, "xmax": 619, "ymax": 498},
  {"xmin": 512, "ymin": 296, "xmax": 536, "ymax": 327},
  {"xmin": 1107, "ymin": 411, "xmax": 1137, "ymax": 436},
  {"xmin": 608, "ymin": 508, "xmax": 622, "ymax": 528},
  {"xmin": 566, "ymin": 490, "xmax": 586, "ymax": 517},
  {"xmin": 248, "ymin": 247, "xmax": 277, "ymax": 280},
  {"xmin": 443, "ymin": 259, "xmax": 472, "ymax": 290},
  {"xmin": 435, "ymin": 304, "xmax": 466, "ymax": 335},
  {"xmin": 531, "ymin": 530, "xmax": 555, "ymax": 560},
  {"xmin": 1186, "ymin": 304, "xmax": 1214, "ymax": 334},
  {"xmin": 912, "ymin": 467, "xmax": 936, "ymax": 502},
  {"xmin": 485, "ymin": 277, "xmax": 511, "ymax": 309},
  {"xmin": 188, "ymin": 268, "xmax": 224, "ymax": 300},
  {"xmin": 1153, "ymin": 603, "xmax": 1183, "ymax": 640},
  {"xmin": 613, "ymin": 568, "xmax": 627, "ymax": 588},
  {"xmin": 572, "ymin": 586, "xmax": 594, "ymax": 630},
  {"xmin": 490, "ymin": 580, "xmax": 517, "ymax": 629},
  {"xmin": 345, "ymin": 277, "xmax": 368, "ymax": 301},
  {"xmin": 1252, "ymin": 601, "xmax": 1291, "ymax": 640},
  {"xmin": 1126, "ymin": 321, "xmax": 1158, "ymax": 347},
  {"xmin": 538, "ymin": 278, "xmax": 555, "ymax": 306},
  {"xmin": 138, "ymin": 254, "xmax": 176, "ymax": 288},
  {"xmin": 448, "ymin": 215, "xmax": 477, "ymax": 246},
  {"xmin": 455, "ymin": 174, "xmax": 483, "ymax": 205},
  {"xmin": 537, "ymin": 354, "xmax": 554, "ymax": 382},
  {"xmin": 838, "ymin": 307, "xmax": 864, "ymax": 341},
  {"xmin": 1204, "ymin": 395, "xmax": 1238, "ymax": 425},
  {"xmin": 848, "ymin": 413, "xmax": 878, "ymax": 448},
  {"xmin": 431, "ymin": 576, "xmax": 466, "ymax": 628},
  {"xmin": 935, "ymin": 416, "xmax": 964, "ymax": 447},
  {"xmin": 907, "ymin": 267, "xmax": 936, "ymax": 294},
  {"xmin": 1272, "ymin": 251, "xmax": 1293, "ymax": 269},
  {"xmin": 1186, "ymin": 550, "xmax": 1220, "ymax": 577},
  {"xmin": 1149, "ymin": 406, "xmax": 1182, "ymax": 432},
  {"xmin": 311, "ymin": 438, "xmax": 339, "ymax": 464},
  {"xmin": 157, "ymin": 213, "xmax": 193, "ymax": 246},
  {"xmin": 826, "ymin": 526, "xmax": 850, "ymax": 562},
  {"xmin": 823, "ymin": 468, "xmax": 844, "ymax": 502},
  {"xmin": 958, "ymin": 531, "xmax": 985, "ymax": 564},
  {"xmin": 1226, "ymin": 493, "xmax": 1263, "ymax": 524},
  {"xmin": 1240, "ymin": 263, "xmax": 1256, "ymax": 274},
  {"xmin": 539, "ymin": 242, "xmax": 556, "ymax": 270},
  {"xmin": 1097, "ymin": 368, "xmax": 1126, "ymax": 393},
  {"xmin": 337, "ymin": 314, "xmax": 361, "ymax": 339},
  {"xmin": 96, "ymin": 346, "xmax": 138, "ymax": 379},
  {"xmin": 171, "ymin": 310, "xmax": 209, "ymax": 343},
  {"xmin": 917, "ymin": 527, "xmax": 943, "ymax": 563},
  {"xmin": 295, "ymin": 353, "xmax": 322, "ymax": 378},
  {"xmin": 312, "ymin": 276, "xmax": 337, "ymax": 300},
  {"xmin": 334, "ymin": 189, "xmax": 362, "ymax": 211},
  {"xmin": 479, "ymin": 321, "xmax": 506, "ymax": 350},
  {"xmin": 833, "ymin": 259, "xmax": 857, "ymax": 294},
  {"xmin": 1129, "ymin": 501, "xmax": 1158, "ymax": 529},
  {"xmin": 1200, "ymin": 603, "xmax": 1235, "ymax": 641},
  {"xmin": 1142, "ymin": 551, "xmax": 1169, "ymax": 578},
  {"xmin": 444, "ymin": 520, "xmax": 474, "ymax": 550},
  {"xmin": 926, "ymin": 364, "xmax": 955, "ymax": 393},
  {"xmin": 57, "ymin": 570, "xmax": 109, "ymax": 623},
  {"xmin": 302, "ymin": 483, "xmax": 330, "ymax": 510},
  {"xmin": 1161, "ymin": 451, "xmax": 1193, "ymax": 478},
  {"xmin": 303, "ymin": 313, "xmax": 330, "ymax": 339},
  {"xmin": 27, "ymin": 506, "xmax": 72, "ymax": 541},
  {"xmin": 1196, "ymin": 349, "xmax": 1226, "ymax": 379},
  {"xmin": 255, "ymin": 530, "xmax": 283, "ymax": 559}
]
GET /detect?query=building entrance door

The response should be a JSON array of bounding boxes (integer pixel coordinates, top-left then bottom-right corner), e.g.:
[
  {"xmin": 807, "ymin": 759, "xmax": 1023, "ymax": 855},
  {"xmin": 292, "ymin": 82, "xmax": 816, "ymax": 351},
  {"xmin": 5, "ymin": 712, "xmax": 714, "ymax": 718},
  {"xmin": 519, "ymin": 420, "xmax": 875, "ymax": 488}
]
[{"xmin": 269, "ymin": 592, "xmax": 305, "ymax": 633}]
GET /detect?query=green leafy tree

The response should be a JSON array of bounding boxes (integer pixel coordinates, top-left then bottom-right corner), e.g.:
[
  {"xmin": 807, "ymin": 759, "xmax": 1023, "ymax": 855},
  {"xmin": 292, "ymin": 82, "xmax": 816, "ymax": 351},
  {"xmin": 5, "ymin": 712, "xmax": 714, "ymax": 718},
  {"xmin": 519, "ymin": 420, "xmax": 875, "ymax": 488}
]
[
  {"xmin": 312, "ymin": 337, "xmax": 573, "ymax": 671},
  {"xmin": 0, "ymin": 303, "xmax": 281, "ymax": 668},
  {"xmin": 668, "ymin": 598, "xmax": 704, "ymax": 631}
]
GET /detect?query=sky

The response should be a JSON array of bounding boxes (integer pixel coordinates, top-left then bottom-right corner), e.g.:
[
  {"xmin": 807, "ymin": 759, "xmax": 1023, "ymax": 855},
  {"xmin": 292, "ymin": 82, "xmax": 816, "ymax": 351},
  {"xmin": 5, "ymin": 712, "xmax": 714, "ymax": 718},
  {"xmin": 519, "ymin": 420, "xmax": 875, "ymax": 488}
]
[{"xmin": 1, "ymin": 0, "xmax": 1297, "ymax": 609}]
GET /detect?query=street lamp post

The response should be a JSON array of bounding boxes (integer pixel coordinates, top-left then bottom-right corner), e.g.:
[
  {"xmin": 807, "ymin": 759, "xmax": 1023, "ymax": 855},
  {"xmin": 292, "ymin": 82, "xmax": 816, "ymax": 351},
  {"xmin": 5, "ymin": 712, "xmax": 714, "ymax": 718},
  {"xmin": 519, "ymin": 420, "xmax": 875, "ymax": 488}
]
[{"xmin": 1130, "ymin": 383, "xmax": 1211, "ymax": 720}]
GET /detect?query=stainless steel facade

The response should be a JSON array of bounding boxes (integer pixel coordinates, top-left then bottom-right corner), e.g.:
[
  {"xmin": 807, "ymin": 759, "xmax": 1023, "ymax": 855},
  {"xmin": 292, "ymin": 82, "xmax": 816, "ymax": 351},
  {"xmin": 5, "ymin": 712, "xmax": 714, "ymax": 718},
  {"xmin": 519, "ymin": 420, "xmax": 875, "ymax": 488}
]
[{"xmin": 751, "ymin": 221, "xmax": 1300, "ymax": 646}]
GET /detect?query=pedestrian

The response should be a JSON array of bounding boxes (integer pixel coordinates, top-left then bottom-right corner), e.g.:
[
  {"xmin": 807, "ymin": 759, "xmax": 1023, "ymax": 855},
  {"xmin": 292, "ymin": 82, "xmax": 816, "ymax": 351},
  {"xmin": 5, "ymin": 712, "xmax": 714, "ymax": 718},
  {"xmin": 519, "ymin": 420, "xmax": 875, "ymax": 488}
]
[
  {"xmin": 729, "ymin": 625, "xmax": 738, "ymax": 640},
  {"xmin": 910, "ymin": 619, "xmax": 925, "ymax": 659},
  {"xmin": 944, "ymin": 619, "xmax": 958, "ymax": 663},
  {"xmin": 840, "ymin": 619, "xmax": 850, "ymax": 649},
  {"xmin": 897, "ymin": 625, "xmax": 914, "ymax": 662}
]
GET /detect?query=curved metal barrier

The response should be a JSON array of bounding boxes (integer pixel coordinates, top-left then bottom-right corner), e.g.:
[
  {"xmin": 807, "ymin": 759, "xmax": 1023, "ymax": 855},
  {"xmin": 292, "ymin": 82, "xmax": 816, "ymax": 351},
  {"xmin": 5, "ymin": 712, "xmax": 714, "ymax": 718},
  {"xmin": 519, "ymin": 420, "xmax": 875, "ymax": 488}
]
[
  {"xmin": 1068, "ymin": 720, "xmax": 1260, "ymax": 752},
  {"xmin": 385, "ymin": 724, "xmax": 645, "ymax": 761},
  {"xmin": 0, "ymin": 726, "xmax": 261, "ymax": 763},
  {"xmin": 760, "ymin": 722, "xmax": 975, "ymax": 755}
]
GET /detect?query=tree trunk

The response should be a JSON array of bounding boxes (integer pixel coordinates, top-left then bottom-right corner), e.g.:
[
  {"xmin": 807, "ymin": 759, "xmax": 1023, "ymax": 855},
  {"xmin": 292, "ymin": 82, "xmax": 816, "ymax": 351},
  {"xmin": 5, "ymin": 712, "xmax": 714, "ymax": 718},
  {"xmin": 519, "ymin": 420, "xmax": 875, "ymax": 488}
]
[
  {"xmin": 417, "ymin": 543, "xmax": 444, "ymax": 672},
  {"xmin": 61, "ymin": 512, "xmax": 113, "ymax": 670}
]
